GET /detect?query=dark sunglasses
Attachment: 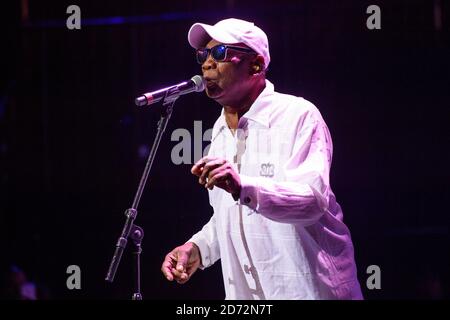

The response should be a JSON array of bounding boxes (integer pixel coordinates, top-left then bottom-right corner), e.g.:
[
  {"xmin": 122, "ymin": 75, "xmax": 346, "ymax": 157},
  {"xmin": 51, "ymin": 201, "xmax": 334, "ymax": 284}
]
[{"xmin": 196, "ymin": 44, "xmax": 255, "ymax": 64}]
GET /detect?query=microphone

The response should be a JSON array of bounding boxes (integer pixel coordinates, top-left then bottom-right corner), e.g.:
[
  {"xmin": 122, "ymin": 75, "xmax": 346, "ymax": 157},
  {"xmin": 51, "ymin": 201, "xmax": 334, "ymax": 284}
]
[{"xmin": 135, "ymin": 75, "xmax": 205, "ymax": 106}]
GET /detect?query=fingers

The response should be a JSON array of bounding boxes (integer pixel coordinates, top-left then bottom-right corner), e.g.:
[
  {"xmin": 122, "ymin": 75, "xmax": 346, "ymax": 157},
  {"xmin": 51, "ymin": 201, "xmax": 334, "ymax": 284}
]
[
  {"xmin": 191, "ymin": 164, "xmax": 202, "ymax": 177},
  {"xmin": 190, "ymin": 156, "xmax": 241, "ymax": 197},
  {"xmin": 205, "ymin": 170, "xmax": 229, "ymax": 190},
  {"xmin": 191, "ymin": 156, "xmax": 221, "ymax": 178},
  {"xmin": 170, "ymin": 259, "xmax": 200, "ymax": 284},
  {"xmin": 176, "ymin": 266, "xmax": 197, "ymax": 284},
  {"xmin": 199, "ymin": 159, "xmax": 226, "ymax": 185},
  {"xmin": 175, "ymin": 249, "xmax": 189, "ymax": 274},
  {"xmin": 161, "ymin": 251, "xmax": 188, "ymax": 282},
  {"xmin": 171, "ymin": 267, "xmax": 189, "ymax": 283},
  {"xmin": 191, "ymin": 157, "xmax": 211, "ymax": 176},
  {"xmin": 161, "ymin": 253, "xmax": 176, "ymax": 281},
  {"xmin": 161, "ymin": 246, "xmax": 196, "ymax": 284}
]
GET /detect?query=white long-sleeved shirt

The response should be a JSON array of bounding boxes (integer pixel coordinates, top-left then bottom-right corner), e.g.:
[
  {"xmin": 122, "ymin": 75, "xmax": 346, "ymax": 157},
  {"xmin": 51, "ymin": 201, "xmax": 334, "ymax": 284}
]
[{"xmin": 189, "ymin": 80, "xmax": 363, "ymax": 300}]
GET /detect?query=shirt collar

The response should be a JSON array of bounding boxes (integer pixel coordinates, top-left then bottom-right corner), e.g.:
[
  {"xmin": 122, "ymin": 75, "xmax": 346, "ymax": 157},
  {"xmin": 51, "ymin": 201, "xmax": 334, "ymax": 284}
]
[
  {"xmin": 241, "ymin": 79, "xmax": 273, "ymax": 128},
  {"xmin": 216, "ymin": 79, "xmax": 274, "ymax": 130}
]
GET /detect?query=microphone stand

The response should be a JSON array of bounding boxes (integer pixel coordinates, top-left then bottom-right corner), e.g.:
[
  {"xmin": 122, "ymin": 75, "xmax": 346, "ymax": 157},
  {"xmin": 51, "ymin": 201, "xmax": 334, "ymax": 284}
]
[{"xmin": 105, "ymin": 87, "xmax": 180, "ymax": 300}]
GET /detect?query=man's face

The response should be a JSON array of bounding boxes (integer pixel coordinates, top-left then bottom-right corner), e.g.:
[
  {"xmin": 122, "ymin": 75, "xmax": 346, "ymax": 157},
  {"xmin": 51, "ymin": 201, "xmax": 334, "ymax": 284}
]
[{"xmin": 200, "ymin": 39, "xmax": 254, "ymax": 106}]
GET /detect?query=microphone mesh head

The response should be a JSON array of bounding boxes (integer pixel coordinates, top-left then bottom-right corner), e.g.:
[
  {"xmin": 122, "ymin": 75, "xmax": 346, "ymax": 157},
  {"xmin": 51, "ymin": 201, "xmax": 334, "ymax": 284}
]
[{"xmin": 191, "ymin": 75, "xmax": 206, "ymax": 92}]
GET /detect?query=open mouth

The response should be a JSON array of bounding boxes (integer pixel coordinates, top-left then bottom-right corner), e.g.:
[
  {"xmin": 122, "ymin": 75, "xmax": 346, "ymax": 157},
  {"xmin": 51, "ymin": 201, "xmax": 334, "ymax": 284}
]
[
  {"xmin": 206, "ymin": 79, "xmax": 219, "ymax": 89},
  {"xmin": 206, "ymin": 80, "xmax": 217, "ymax": 88}
]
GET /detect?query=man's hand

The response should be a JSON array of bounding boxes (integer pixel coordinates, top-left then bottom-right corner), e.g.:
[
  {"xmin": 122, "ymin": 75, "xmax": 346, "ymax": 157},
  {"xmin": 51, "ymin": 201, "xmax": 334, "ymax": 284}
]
[
  {"xmin": 161, "ymin": 242, "xmax": 201, "ymax": 284},
  {"xmin": 191, "ymin": 156, "xmax": 241, "ymax": 198}
]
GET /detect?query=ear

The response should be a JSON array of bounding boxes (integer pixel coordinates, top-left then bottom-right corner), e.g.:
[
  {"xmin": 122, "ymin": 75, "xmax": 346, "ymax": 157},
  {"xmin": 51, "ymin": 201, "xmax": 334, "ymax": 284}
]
[
  {"xmin": 250, "ymin": 55, "xmax": 265, "ymax": 75},
  {"xmin": 252, "ymin": 64, "xmax": 261, "ymax": 74}
]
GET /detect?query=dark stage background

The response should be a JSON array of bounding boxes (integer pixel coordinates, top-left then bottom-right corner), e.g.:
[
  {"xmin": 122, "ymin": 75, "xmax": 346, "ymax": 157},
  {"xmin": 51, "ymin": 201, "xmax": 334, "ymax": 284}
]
[{"xmin": 1, "ymin": 0, "xmax": 449, "ymax": 299}]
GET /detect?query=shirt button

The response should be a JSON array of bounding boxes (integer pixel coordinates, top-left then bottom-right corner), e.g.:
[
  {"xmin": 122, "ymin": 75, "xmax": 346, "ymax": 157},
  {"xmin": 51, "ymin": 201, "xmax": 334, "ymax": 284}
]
[{"xmin": 244, "ymin": 196, "xmax": 251, "ymax": 204}]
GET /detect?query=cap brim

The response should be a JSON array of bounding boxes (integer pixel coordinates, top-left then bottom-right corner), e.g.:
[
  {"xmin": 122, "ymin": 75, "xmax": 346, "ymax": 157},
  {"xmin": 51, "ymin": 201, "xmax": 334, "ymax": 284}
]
[{"xmin": 188, "ymin": 23, "xmax": 240, "ymax": 49}]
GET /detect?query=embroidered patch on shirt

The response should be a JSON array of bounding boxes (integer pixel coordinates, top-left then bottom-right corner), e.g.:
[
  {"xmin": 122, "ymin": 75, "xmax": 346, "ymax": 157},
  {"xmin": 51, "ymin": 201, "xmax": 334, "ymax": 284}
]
[{"xmin": 260, "ymin": 162, "xmax": 275, "ymax": 177}]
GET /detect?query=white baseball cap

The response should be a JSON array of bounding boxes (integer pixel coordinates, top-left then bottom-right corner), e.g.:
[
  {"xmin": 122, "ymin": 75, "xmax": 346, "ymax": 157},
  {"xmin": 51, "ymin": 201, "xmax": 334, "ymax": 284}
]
[{"xmin": 188, "ymin": 18, "xmax": 270, "ymax": 69}]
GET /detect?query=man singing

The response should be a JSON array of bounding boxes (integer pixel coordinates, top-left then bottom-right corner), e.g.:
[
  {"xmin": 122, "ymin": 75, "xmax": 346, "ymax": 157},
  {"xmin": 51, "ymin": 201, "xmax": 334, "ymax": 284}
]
[{"xmin": 161, "ymin": 18, "xmax": 363, "ymax": 300}]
